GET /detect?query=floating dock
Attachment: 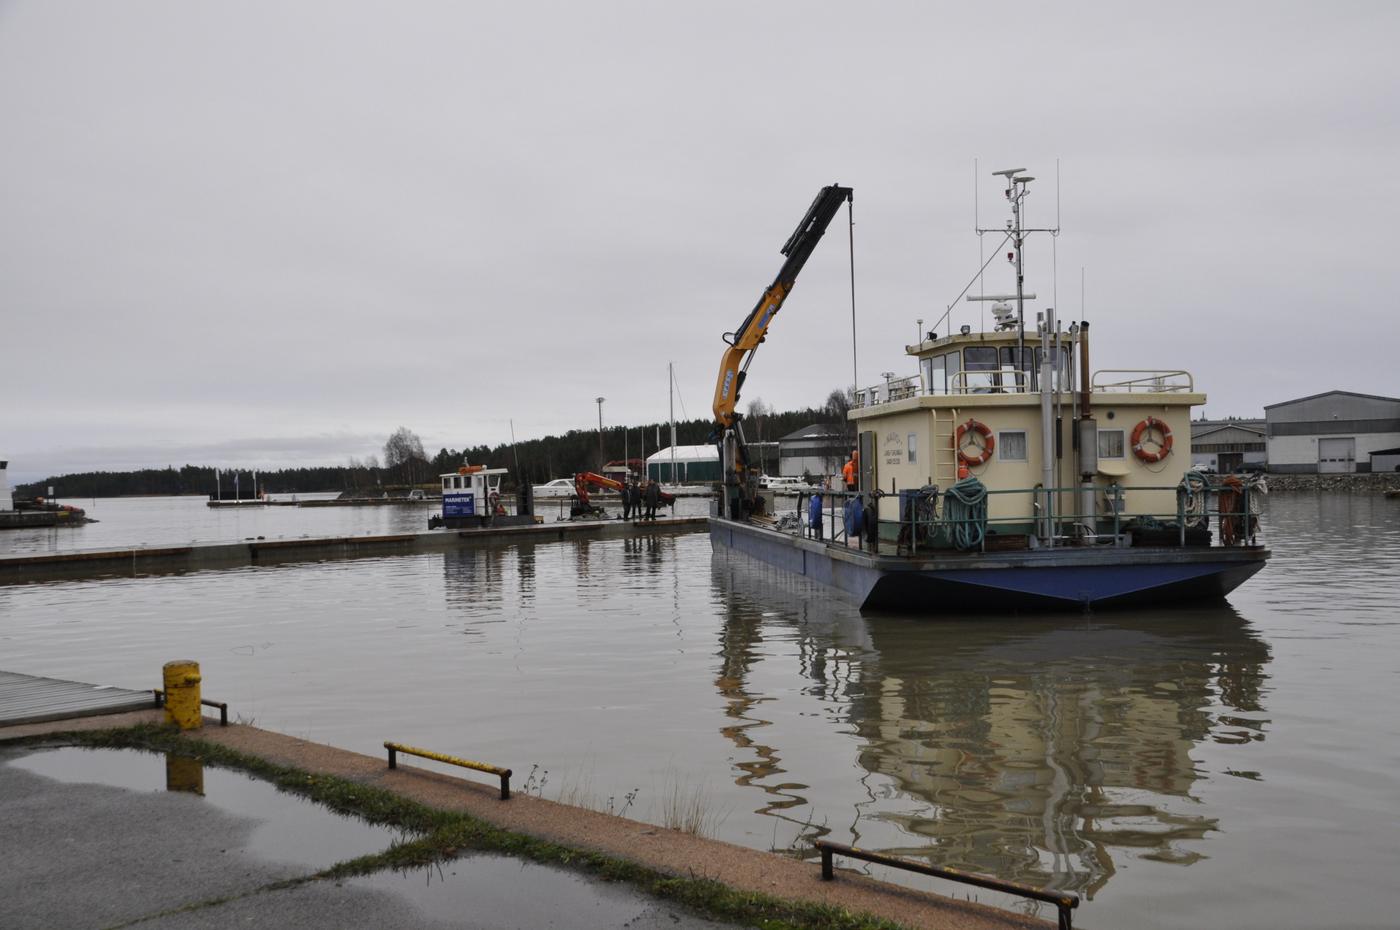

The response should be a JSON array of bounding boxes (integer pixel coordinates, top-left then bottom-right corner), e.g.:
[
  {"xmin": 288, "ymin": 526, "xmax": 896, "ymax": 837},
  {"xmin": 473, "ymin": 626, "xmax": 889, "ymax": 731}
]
[
  {"xmin": 0, "ymin": 670, "xmax": 154, "ymax": 727},
  {"xmin": 0, "ymin": 517, "xmax": 707, "ymax": 584}
]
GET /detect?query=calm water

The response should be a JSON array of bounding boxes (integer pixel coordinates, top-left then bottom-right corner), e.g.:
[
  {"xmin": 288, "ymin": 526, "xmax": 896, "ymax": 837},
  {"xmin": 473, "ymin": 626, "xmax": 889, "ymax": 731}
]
[{"xmin": 1, "ymin": 493, "xmax": 1397, "ymax": 928}]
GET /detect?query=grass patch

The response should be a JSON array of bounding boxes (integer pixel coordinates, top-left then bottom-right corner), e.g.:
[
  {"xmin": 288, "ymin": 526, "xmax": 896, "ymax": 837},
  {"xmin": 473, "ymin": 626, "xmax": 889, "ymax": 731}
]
[{"xmin": 17, "ymin": 724, "xmax": 918, "ymax": 930}]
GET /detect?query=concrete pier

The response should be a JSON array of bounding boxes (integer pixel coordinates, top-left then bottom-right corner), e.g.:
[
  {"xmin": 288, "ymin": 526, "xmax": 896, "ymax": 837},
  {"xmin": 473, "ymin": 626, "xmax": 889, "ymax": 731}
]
[
  {"xmin": 0, "ymin": 517, "xmax": 707, "ymax": 584},
  {"xmin": 1, "ymin": 708, "xmax": 1053, "ymax": 930}
]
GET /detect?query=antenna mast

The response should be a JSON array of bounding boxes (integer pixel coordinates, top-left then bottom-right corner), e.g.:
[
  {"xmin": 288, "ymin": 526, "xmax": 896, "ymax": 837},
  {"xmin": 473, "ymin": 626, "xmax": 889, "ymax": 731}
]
[{"xmin": 978, "ymin": 168, "xmax": 1060, "ymax": 370}]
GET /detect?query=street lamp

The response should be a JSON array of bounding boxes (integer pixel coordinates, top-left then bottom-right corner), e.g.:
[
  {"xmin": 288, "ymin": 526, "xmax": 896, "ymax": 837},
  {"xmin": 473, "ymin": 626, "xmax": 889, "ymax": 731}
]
[{"xmin": 595, "ymin": 397, "xmax": 606, "ymax": 467}]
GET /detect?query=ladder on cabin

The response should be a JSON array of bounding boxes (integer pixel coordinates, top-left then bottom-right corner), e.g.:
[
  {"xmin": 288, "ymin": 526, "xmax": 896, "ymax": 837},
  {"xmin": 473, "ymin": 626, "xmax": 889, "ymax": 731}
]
[{"xmin": 931, "ymin": 409, "xmax": 959, "ymax": 491}]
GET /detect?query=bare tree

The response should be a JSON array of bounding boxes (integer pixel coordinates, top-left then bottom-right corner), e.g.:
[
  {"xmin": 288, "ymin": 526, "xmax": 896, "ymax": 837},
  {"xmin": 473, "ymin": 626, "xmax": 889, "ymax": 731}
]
[
  {"xmin": 746, "ymin": 397, "xmax": 772, "ymax": 474},
  {"xmin": 823, "ymin": 387, "xmax": 856, "ymax": 476},
  {"xmin": 824, "ymin": 387, "xmax": 853, "ymax": 423},
  {"xmin": 383, "ymin": 427, "xmax": 427, "ymax": 484}
]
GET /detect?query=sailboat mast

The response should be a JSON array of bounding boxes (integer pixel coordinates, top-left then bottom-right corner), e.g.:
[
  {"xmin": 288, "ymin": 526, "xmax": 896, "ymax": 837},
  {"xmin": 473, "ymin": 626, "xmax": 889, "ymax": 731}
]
[{"xmin": 669, "ymin": 362, "xmax": 677, "ymax": 484}]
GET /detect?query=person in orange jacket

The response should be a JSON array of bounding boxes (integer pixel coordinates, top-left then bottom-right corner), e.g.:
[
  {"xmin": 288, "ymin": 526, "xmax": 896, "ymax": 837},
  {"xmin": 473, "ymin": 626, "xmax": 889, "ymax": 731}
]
[{"xmin": 842, "ymin": 449, "xmax": 858, "ymax": 491}]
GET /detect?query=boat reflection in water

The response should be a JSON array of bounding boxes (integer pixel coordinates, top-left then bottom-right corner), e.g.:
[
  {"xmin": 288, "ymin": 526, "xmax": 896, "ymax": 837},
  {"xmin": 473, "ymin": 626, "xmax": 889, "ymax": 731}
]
[{"xmin": 711, "ymin": 548, "xmax": 1271, "ymax": 898}]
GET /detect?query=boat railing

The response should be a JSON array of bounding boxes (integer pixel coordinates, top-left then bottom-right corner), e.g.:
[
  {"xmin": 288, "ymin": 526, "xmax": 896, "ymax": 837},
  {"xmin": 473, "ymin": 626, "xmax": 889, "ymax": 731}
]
[
  {"xmin": 851, "ymin": 376, "xmax": 920, "ymax": 408},
  {"xmin": 1092, "ymin": 369, "xmax": 1194, "ymax": 393},
  {"xmin": 851, "ymin": 369, "xmax": 1046, "ymax": 407},
  {"xmin": 946, "ymin": 368, "xmax": 1037, "ymax": 395},
  {"xmin": 788, "ymin": 477, "xmax": 1263, "ymax": 556}
]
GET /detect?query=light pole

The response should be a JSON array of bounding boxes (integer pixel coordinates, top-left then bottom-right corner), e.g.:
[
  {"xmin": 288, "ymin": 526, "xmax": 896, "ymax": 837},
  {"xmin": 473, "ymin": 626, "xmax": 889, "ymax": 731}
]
[
  {"xmin": 881, "ymin": 371, "xmax": 895, "ymax": 401},
  {"xmin": 916, "ymin": 318, "xmax": 923, "ymax": 346},
  {"xmin": 595, "ymin": 397, "xmax": 606, "ymax": 467}
]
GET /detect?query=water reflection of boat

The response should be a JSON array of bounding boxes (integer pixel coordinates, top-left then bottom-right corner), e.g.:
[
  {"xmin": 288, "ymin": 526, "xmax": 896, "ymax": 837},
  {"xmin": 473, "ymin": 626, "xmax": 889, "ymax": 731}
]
[{"xmin": 710, "ymin": 549, "xmax": 1272, "ymax": 897}]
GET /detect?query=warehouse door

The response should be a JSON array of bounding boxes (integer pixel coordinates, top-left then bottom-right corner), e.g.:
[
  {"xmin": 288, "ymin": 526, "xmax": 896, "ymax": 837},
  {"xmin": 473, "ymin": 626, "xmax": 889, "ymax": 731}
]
[{"xmin": 1318, "ymin": 438, "xmax": 1355, "ymax": 473}]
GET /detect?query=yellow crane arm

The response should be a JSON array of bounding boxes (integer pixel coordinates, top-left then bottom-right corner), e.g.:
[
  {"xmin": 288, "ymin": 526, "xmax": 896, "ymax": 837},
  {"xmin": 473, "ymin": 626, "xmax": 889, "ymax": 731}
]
[{"xmin": 710, "ymin": 184, "xmax": 853, "ymax": 432}]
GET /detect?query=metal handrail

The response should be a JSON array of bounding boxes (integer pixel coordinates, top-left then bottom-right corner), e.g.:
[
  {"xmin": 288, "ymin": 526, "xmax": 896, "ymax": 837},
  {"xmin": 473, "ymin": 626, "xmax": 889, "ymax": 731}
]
[
  {"xmin": 947, "ymin": 368, "xmax": 1036, "ymax": 394},
  {"xmin": 153, "ymin": 689, "xmax": 228, "ymax": 726},
  {"xmin": 852, "ymin": 377, "xmax": 920, "ymax": 408},
  {"xmin": 786, "ymin": 479, "xmax": 1263, "ymax": 553},
  {"xmin": 384, "ymin": 741, "xmax": 513, "ymax": 799},
  {"xmin": 815, "ymin": 840, "xmax": 1079, "ymax": 930},
  {"xmin": 1091, "ymin": 369, "xmax": 1194, "ymax": 393}
]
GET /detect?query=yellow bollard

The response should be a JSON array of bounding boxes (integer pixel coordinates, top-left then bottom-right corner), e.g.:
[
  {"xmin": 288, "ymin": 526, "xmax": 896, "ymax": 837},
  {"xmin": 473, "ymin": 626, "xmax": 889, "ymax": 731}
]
[
  {"xmin": 165, "ymin": 753, "xmax": 205, "ymax": 795},
  {"xmin": 162, "ymin": 659, "xmax": 203, "ymax": 730}
]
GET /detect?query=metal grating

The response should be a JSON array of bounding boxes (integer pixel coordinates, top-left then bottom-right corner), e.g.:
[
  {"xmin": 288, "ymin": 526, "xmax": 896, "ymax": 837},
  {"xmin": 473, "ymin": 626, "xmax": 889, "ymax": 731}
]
[{"xmin": 0, "ymin": 670, "xmax": 154, "ymax": 727}]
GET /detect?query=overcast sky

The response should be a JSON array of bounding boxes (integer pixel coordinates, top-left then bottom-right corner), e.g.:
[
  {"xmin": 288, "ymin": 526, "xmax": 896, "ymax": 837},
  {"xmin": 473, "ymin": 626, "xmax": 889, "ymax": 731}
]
[{"xmin": 3, "ymin": 1, "xmax": 1397, "ymax": 483}]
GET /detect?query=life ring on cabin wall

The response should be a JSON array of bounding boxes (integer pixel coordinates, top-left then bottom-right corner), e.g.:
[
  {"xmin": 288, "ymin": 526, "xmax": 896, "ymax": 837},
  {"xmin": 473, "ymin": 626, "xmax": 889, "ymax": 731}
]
[
  {"xmin": 955, "ymin": 418, "xmax": 996, "ymax": 466},
  {"xmin": 1131, "ymin": 416, "xmax": 1173, "ymax": 463}
]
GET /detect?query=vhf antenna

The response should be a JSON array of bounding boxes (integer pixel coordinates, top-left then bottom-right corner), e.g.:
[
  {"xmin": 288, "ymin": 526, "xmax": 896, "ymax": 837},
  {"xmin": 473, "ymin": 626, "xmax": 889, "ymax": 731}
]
[{"xmin": 970, "ymin": 166, "xmax": 1061, "ymax": 368}]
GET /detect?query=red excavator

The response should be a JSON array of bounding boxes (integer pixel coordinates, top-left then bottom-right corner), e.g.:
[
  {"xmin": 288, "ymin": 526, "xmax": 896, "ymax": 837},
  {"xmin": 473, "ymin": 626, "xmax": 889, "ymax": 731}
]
[{"xmin": 571, "ymin": 472, "xmax": 675, "ymax": 519}]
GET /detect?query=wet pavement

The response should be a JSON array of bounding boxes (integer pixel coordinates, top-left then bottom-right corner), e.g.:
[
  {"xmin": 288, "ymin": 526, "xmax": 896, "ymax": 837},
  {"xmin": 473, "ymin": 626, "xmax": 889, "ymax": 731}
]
[{"xmin": 0, "ymin": 746, "xmax": 741, "ymax": 930}]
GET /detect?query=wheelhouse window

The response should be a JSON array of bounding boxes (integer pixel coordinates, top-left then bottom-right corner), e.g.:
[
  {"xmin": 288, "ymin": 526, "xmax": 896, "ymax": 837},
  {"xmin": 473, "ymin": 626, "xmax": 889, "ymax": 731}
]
[
  {"xmin": 963, "ymin": 347, "xmax": 998, "ymax": 393},
  {"xmin": 908, "ymin": 433, "xmax": 918, "ymax": 464},
  {"xmin": 1098, "ymin": 429, "xmax": 1126, "ymax": 459},
  {"xmin": 921, "ymin": 356, "xmax": 941, "ymax": 395},
  {"xmin": 1034, "ymin": 345, "xmax": 1073, "ymax": 391},
  {"xmin": 999, "ymin": 347, "xmax": 1032, "ymax": 392},
  {"xmin": 920, "ymin": 351, "xmax": 961, "ymax": 395},
  {"xmin": 944, "ymin": 351, "xmax": 960, "ymax": 394},
  {"xmin": 999, "ymin": 430, "xmax": 1028, "ymax": 462}
]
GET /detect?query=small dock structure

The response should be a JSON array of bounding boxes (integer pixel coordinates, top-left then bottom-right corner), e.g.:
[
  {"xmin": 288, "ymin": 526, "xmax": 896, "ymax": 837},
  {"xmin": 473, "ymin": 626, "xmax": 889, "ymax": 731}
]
[
  {"xmin": 0, "ymin": 670, "xmax": 154, "ymax": 727},
  {"xmin": 0, "ymin": 516, "xmax": 708, "ymax": 584}
]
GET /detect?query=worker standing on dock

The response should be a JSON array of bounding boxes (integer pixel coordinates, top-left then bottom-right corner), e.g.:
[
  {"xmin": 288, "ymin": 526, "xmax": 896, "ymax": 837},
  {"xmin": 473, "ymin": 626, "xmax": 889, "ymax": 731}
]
[
  {"xmin": 644, "ymin": 479, "xmax": 660, "ymax": 521},
  {"xmin": 629, "ymin": 480, "xmax": 642, "ymax": 521},
  {"xmin": 843, "ymin": 451, "xmax": 858, "ymax": 491},
  {"xmin": 809, "ymin": 491, "xmax": 824, "ymax": 541},
  {"xmin": 621, "ymin": 478, "xmax": 633, "ymax": 521}
]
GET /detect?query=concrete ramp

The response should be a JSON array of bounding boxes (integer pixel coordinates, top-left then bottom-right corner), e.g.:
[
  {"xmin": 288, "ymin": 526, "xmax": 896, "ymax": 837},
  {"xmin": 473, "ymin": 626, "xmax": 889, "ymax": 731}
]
[{"xmin": 0, "ymin": 671, "xmax": 154, "ymax": 727}]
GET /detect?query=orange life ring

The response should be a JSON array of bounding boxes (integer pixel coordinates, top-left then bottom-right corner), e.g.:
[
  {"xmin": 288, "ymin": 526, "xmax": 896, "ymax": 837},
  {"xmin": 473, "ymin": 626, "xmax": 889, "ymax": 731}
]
[
  {"xmin": 1131, "ymin": 416, "xmax": 1173, "ymax": 463},
  {"xmin": 955, "ymin": 418, "xmax": 996, "ymax": 466}
]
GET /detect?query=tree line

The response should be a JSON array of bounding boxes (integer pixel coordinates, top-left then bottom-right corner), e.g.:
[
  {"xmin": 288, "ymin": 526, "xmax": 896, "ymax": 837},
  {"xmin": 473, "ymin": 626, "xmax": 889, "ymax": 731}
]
[{"xmin": 17, "ymin": 391, "xmax": 853, "ymax": 499}]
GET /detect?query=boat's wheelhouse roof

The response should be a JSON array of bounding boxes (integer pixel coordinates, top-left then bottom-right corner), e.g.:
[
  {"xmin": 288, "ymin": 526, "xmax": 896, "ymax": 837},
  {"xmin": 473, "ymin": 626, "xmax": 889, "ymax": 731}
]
[{"xmin": 849, "ymin": 325, "xmax": 1202, "ymax": 417}]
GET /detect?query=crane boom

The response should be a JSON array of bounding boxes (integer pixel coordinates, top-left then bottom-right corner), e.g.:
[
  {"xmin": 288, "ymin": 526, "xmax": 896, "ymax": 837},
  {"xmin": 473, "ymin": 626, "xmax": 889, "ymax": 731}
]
[
  {"xmin": 710, "ymin": 184, "xmax": 853, "ymax": 430},
  {"xmin": 709, "ymin": 183, "xmax": 853, "ymax": 522}
]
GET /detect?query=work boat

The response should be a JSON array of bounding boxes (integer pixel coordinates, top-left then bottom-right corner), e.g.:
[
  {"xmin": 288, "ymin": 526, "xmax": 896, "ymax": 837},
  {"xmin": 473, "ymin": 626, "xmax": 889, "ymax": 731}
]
[
  {"xmin": 428, "ymin": 464, "xmax": 539, "ymax": 530},
  {"xmin": 707, "ymin": 174, "xmax": 1270, "ymax": 611}
]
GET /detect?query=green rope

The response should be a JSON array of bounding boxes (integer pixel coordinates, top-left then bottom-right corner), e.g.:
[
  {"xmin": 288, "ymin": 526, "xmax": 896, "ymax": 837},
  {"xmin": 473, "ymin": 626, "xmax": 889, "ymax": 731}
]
[{"xmin": 943, "ymin": 475, "xmax": 988, "ymax": 550}]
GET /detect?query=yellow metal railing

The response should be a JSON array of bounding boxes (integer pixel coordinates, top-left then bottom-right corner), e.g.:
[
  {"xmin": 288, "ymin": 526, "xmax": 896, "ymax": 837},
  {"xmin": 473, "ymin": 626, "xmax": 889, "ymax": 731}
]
[{"xmin": 383, "ymin": 741, "xmax": 513, "ymax": 799}]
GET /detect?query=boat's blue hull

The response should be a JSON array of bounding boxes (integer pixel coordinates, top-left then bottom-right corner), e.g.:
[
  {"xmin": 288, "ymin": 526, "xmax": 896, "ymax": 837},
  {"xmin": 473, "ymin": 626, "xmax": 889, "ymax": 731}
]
[{"xmin": 709, "ymin": 517, "xmax": 1268, "ymax": 612}]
